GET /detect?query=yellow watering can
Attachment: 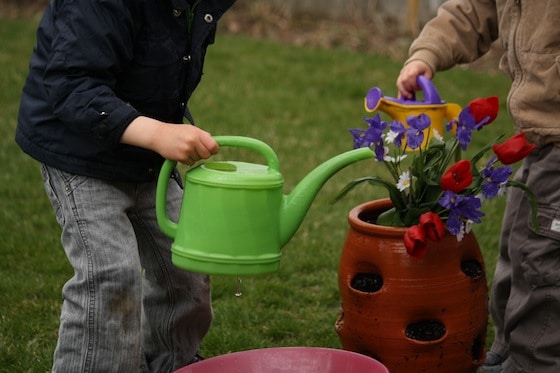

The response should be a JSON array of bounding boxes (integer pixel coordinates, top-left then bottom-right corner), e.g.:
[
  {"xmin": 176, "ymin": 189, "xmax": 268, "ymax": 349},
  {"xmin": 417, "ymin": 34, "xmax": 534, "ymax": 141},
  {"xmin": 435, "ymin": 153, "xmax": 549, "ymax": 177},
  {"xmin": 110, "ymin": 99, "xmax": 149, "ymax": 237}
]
[{"xmin": 365, "ymin": 75, "xmax": 461, "ymax": 148}]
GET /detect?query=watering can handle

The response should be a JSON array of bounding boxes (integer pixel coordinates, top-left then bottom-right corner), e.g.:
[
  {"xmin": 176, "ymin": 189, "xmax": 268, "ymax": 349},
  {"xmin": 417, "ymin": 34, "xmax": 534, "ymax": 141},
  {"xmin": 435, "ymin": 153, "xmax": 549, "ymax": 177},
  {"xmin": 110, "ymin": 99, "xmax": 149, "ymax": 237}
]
[
  {"xmin": 156, "ymin": 136, "xmax": 281, "ymax": 239},
  {"xmin": 213, "ymin": 135, "xmax": 281, "ymax": 172},
  {"xmin": 156, "ymin": 159, "xmax": 178, "ymax": 239},
  {"xmin": 405, "ymin": 75, "xmax": 442, "ymax": 104},
  {"xmin": 365, "ymin": 75, "xmax": 443, "ymax": 112}
]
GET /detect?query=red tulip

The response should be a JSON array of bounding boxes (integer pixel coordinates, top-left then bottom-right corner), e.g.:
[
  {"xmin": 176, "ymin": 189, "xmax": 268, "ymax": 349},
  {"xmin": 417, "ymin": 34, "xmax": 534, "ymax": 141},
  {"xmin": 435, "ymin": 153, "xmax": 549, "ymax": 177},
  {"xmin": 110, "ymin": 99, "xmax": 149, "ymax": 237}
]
[
  {"xmin": 440, "ymin": 160, "xmax": 473, "ymax": 192},
  {"xmin": 492, "ymin": 133, "xmax": 535, "ymax": 165},
  {"xmin": 404, "ymin": 225, "xmax": 428, "ymax": 259},
  {"xmin": 419, "ymin": 212, "xmax": 445, "ymax": 241},
  {"xmin": 469, "ymin": 96, "xmax": 499, "ymax": 125}
]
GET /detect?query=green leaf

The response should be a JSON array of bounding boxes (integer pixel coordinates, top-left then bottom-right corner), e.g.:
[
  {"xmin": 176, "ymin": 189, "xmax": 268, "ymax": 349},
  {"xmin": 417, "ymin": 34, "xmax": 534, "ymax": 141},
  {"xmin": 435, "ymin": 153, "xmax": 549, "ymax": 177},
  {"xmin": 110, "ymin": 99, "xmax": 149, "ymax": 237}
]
[
  {"xmin": 332, "ymin": 176, "xmax": 406, "ymax": 213},
  {"xmin": 470, "ymin": 134, "xmax": 505, "ymax": 167},
  {"xmin": 376, "ymin": 207, "xmax": 406, "ymax": 227},
  {"xmin": 507, "ymin": 180, "xmax": 539, "ymax": 230},
  {"xmin": 411, "ymin": 146, "xmax": 445, "ymax": 187},
  {"xmin": 421, "ymin": 184, "xmax": 444, "ymax": 206},
  {"xmin": 403, "ymin": 206, "xmax": 431, "ymax": 226}
]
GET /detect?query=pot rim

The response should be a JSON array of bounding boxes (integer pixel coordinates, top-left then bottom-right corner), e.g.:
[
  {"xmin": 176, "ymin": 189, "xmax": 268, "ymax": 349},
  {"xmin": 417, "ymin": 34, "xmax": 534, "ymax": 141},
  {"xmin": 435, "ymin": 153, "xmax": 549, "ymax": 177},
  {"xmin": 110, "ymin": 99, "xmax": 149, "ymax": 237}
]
[{"xmin": 348, "ymin": 198, "xmax": 408, "ymax": 238}]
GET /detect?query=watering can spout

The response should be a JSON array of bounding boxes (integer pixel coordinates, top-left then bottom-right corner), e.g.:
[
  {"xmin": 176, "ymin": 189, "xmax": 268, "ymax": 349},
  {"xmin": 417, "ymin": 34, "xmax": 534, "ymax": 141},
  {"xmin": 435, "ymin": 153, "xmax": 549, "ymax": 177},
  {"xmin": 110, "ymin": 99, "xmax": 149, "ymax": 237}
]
[{"xmin": 279, "ymin": 146, "xmax": 374, "ymax": 246}]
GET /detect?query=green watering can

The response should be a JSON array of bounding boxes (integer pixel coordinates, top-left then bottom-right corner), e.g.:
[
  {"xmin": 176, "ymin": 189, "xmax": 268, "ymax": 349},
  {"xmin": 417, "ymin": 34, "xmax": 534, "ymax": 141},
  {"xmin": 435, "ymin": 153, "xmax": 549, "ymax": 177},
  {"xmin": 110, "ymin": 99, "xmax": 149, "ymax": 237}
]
[{"xmin": 156, "ymin": 136, "xmax": 373, "ymax": 276}]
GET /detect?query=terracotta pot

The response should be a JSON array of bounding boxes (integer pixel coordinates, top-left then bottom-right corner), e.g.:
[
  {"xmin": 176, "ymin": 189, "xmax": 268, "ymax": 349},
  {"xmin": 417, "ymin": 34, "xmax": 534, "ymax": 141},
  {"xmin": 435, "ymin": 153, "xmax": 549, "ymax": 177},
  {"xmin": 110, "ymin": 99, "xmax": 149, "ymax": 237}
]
[{"xmin": 335, "ymin": 199, "xmax": 488, "ymax": 372}]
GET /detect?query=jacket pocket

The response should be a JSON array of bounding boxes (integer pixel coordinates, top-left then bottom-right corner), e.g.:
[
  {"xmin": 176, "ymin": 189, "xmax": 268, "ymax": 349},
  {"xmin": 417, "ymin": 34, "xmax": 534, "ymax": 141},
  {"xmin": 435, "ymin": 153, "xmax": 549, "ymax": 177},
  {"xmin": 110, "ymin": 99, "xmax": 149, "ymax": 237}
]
[{"xmin": 116, "ymin": 36, "xmax": 180, "ymax": 105}]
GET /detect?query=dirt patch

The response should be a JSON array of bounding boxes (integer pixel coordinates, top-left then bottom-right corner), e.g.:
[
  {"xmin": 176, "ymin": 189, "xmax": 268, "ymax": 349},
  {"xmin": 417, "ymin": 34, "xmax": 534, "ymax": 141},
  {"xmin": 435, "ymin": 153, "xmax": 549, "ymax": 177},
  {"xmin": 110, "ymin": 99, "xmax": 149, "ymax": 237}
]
[
  {"xmin": 3, "ymin": 0, "xmax": 500, "ymax": 71},
  {"xmin": 221, "ymin": 2, "xmax": 414, "ymax": 61},
  {"xmin": 0, "ymin": 0, "xmax": 414, "ymax": 61},
  {"xmin": 0, "ymin": 0, "xmax": 47, "ymax": 18},
  {"xmin": 220, "ymin": 2, "xmax": 501, "ymax": 72}
]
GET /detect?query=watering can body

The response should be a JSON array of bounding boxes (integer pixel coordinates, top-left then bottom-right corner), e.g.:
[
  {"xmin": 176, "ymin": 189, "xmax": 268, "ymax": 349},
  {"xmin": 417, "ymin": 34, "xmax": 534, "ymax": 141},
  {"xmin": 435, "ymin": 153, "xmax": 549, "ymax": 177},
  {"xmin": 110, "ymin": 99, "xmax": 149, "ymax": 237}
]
[
  {"xmin": 365, "ymin": 75, "xmax": 461, "ymax": 148},
  {"xmin": 156, "ymin": 136, "xmax": 374, "ymax": 276}
]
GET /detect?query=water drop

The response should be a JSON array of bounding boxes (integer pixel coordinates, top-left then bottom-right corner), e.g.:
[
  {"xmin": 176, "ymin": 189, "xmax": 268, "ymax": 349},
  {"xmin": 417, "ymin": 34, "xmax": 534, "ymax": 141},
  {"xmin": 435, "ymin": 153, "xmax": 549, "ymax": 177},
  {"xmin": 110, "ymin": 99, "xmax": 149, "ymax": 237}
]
[{"xmin": 235, "ymin": 277, "xmax": 243, "ymax": 297}]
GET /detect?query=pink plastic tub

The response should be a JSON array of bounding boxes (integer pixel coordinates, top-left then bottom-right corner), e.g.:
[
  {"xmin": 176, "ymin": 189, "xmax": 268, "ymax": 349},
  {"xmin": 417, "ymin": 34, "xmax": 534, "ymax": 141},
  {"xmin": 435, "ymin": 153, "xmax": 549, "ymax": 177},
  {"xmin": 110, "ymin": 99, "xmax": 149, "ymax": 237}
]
[{"xmin": 174, "ymin": 347, "xmax": 388, "ymax": 373}]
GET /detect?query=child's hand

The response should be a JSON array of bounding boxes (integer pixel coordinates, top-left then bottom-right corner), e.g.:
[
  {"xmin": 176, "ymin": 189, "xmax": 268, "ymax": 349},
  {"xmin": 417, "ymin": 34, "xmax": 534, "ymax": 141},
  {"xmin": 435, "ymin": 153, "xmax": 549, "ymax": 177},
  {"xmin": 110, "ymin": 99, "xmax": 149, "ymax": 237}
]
[
  {"xmin": 396, "ymin": 61, "xmax": 433, "ymax": 99},
  {"xmin": 121, "ymin": 116, "xmax": 219, "ymax": 165}
]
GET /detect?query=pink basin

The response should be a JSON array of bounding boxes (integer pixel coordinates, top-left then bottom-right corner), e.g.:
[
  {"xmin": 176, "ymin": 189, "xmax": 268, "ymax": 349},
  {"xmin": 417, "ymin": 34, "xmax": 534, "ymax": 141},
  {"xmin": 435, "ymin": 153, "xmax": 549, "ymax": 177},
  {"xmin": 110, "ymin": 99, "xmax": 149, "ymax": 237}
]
[{"xmin": 174, "ymin": 347, "xmax": 388, "ymax": 373}]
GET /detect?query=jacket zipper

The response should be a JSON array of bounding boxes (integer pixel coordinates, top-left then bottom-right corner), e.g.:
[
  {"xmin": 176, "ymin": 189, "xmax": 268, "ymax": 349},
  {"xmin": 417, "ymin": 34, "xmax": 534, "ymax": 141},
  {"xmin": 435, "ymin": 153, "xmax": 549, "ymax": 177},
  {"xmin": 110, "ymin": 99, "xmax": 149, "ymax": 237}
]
[
  {"xmin": 186, "ymin": 0, "xmax": 202, "ymax": 37},
  {"xmin": 507, "ymin": 0, "xmax": 523, "ymax": 119}
]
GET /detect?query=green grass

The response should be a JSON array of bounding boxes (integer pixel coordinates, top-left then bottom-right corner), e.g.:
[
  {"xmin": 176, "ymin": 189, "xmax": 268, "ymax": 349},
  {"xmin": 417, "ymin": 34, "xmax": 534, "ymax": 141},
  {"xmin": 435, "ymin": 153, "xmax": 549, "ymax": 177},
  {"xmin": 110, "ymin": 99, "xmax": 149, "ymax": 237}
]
[{"xmin": 0, "ymin": 16, "xmax": 512, "ymax": 371}]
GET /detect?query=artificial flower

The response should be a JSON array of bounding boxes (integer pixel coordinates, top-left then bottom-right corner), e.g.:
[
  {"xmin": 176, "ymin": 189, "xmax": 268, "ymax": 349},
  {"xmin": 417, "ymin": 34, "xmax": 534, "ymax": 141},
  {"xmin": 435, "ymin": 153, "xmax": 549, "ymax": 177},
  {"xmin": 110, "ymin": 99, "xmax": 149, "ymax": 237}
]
[
  {"xmin": 446, "ymin": 96, "xmax": 499, "ymax": 150},
  {"xmin": 384, "ymin": 153, "xmax": 407, "ymax": 163},
  {"xmin": 432, "ymin": 129, "xmax": 443, "ymax": 142},
  {"xmin": 388, "ymin": 120, "xmax": 406, "ymax": 147},
  {"xmin": 338, "ymin": 92, "xmax": 537, "ymax": 257},
  {"xmin": 397, "ymin": 171, "xmax": 411, "ymax": 191},
  {"xmin": 350, "ymin": 114, "xmax": 388, "ymax": 161},
  {"xmin": 438, "ymin": 192, "xmax": 485, "ymax": 236},
  {"xmin": 480, "ymin": 157, "xmax": 513, "ymax": 199},
  {"xmin": 492, "ymin": 133, "xmax": 535, "ymax": 165},
  {"xmin": 419, "ymin": 212, "xmax": 445, "ymax": 241},
  {"xmin": 440, "ymin": 160, "xmax": 473, "ymax": 193},
  {"xmin": 404, "ymin": 225, "xmax": 427, "ymax": 259},
  {"xmin": 454, "ymin": 108, "xmax": 478, "ymax": 150},
  {"xmin": 468, "ymin": 96, "xmax": 499, "ymax": 125},
  {"xmin": 405, "ymin": 113, "xmax": 431, "ymax": 149}
]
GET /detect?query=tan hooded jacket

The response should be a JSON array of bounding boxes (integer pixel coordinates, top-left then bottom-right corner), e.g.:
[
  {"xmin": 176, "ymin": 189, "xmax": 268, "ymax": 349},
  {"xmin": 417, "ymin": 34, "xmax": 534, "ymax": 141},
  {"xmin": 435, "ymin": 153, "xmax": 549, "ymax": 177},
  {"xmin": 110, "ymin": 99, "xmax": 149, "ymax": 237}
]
[{"xmin": 407, "ymin": 0, "xmax": 560, "ymax": 148}]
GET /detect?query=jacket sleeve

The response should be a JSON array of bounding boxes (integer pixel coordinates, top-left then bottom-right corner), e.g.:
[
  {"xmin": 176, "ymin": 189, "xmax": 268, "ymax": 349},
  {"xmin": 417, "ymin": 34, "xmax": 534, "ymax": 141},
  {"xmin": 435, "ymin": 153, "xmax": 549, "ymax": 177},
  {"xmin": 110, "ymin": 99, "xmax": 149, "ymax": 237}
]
[
  {"xmin": 42, "ymin": 0, "xmax": 140, "ymax": 149},
  {"xmin": 405, "ymin": 0, "xmax": 499, "ymax": 73}
]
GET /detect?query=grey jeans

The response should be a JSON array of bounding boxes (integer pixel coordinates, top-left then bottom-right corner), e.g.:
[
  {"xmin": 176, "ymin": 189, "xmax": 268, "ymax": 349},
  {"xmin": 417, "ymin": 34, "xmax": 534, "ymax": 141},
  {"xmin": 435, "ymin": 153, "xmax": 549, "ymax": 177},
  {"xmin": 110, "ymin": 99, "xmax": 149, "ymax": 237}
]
[
  {"xmin": 489, "ymin": 144, "xmax": 560, "ymax": 372},
  {"xmin": 41, "ymin": 165, "xmax": 212, "ymax": 373}
]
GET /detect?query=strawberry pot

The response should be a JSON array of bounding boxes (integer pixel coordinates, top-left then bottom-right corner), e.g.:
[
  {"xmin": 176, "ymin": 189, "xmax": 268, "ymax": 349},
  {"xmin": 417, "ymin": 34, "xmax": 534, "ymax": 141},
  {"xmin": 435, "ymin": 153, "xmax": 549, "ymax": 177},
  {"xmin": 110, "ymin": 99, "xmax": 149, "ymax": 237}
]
[{"xmin": 335, "ymin": 199, "xmax": 488, "ymax": 372}]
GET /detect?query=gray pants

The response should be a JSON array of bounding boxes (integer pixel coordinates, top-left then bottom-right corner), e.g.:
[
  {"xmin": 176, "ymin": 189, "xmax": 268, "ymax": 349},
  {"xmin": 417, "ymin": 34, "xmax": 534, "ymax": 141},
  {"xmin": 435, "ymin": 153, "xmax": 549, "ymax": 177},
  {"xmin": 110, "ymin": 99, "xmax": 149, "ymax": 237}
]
[
  {"xmin": 489, "ymin": 144, "xmax": 560, "ymax": 372},
  {"xmin": 41, "ymin": 165, "xmax": 212, "ymax": 373}
]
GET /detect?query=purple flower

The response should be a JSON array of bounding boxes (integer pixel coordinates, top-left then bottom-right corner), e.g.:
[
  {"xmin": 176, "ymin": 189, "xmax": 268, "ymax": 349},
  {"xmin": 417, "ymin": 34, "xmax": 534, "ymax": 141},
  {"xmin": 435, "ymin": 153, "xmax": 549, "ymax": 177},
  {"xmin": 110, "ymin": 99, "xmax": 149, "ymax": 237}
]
[
  {"xmin": 350, "ymin": 114, "xmax": 387, "ymax": 161},
  {"xmin": 438, "ymin": 190, "xmax": 457, "ymax": 210},
  {"xmin": 404, "ymin": 113, "xmax": 431, "ymax": 149},
  {"xmin": 454, "ymin": 195, "xmax": 485, "ymax": 223},
  {"xmin": 349, "ymin": 128, "xmax": 369, "ymax": 148},
  {"xmin": 481, "ymin": 158, "xmax": 513, "ymax": 199},
  {"xmin": 364, "ymin": 114, "xmax": 387, "ymax": 137},
  {"xmin": 445, "ymin": 210, "xmax": 463, "ymax": 235},
  {"xmin": 438, "ymin": 191, "xmax": 485, "ymax": 234},
  {"xmin": 447, "ymin": 107, "xmax": 481, "ymax": 151},
  {"xmin": 389, "ymin": 120, "xmax": 406, "ymax": 147}
]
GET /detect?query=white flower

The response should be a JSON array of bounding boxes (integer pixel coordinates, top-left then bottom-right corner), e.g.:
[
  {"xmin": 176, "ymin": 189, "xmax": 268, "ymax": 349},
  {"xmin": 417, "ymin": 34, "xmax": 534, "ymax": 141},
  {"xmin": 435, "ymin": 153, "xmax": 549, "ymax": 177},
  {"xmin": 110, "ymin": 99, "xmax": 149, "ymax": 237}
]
[
  {"xmin": 456, "ymin": 224, "xmax": 465, "ymax": 242},
  {"xmin": 497, "ymin": 183, "xmax": 507, "ymax": 196},
  {"xmin": 465, "ymin": 220, "xmax": 473, "ymax": 233},
  {"xmin": 384, "ymin": 130, "xmax": 400, "ymax": 144},
  {"xmin": 432, "ymin": 129, "xmax": 444, "ymax": 141},
  {"xmin": 384, "ymin": 154, "xmax": 408, "ymax": 163},
  {"xmin": 396, "ymin": 171, "xmax": 411, "ymax": 191},
  {"xmin": 456, "ymin": 220, "xmax": 473, "ymax": 242}
]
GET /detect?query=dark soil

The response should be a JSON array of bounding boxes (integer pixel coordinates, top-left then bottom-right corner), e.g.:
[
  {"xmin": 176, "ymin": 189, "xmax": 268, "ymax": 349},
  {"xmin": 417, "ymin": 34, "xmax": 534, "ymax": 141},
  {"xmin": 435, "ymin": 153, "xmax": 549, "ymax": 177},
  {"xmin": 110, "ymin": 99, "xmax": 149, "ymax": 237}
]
[
  {"xmin": 405, "ymin": 320, "xmax": 446, "ymax": 341},
  {"xmin": 461, "ymin": 260, "xmax": 484, "ymax": 279},
  {"xmin": 351, "ymin": 273, "xmax": 383, "ymax": 293}
]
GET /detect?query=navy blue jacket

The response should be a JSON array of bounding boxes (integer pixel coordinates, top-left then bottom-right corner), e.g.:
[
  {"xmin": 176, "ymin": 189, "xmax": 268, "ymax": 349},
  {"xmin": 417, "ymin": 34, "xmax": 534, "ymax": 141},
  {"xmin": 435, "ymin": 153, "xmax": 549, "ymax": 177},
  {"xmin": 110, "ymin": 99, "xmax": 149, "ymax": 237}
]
[{"xmin": 16, "ymin": 0, "xmax": 236, "ymax": 181}]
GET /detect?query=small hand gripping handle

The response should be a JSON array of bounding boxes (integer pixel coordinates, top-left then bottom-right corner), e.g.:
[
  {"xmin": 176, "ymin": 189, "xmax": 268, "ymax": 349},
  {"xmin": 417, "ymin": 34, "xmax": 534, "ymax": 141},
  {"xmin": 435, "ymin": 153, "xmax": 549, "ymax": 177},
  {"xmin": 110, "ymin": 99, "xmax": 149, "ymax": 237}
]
[{"xmin": 155, "ymin": 136, "xmax": 281, "ymax": 238}]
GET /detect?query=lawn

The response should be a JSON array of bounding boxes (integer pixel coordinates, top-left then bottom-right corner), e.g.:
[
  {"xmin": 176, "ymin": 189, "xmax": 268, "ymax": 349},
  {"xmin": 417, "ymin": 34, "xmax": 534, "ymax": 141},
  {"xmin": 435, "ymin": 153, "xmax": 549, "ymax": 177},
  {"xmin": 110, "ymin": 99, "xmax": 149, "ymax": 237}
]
[{"xmin": 0, "ymin": 15, "xmax": 512, "ymax": 371}]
